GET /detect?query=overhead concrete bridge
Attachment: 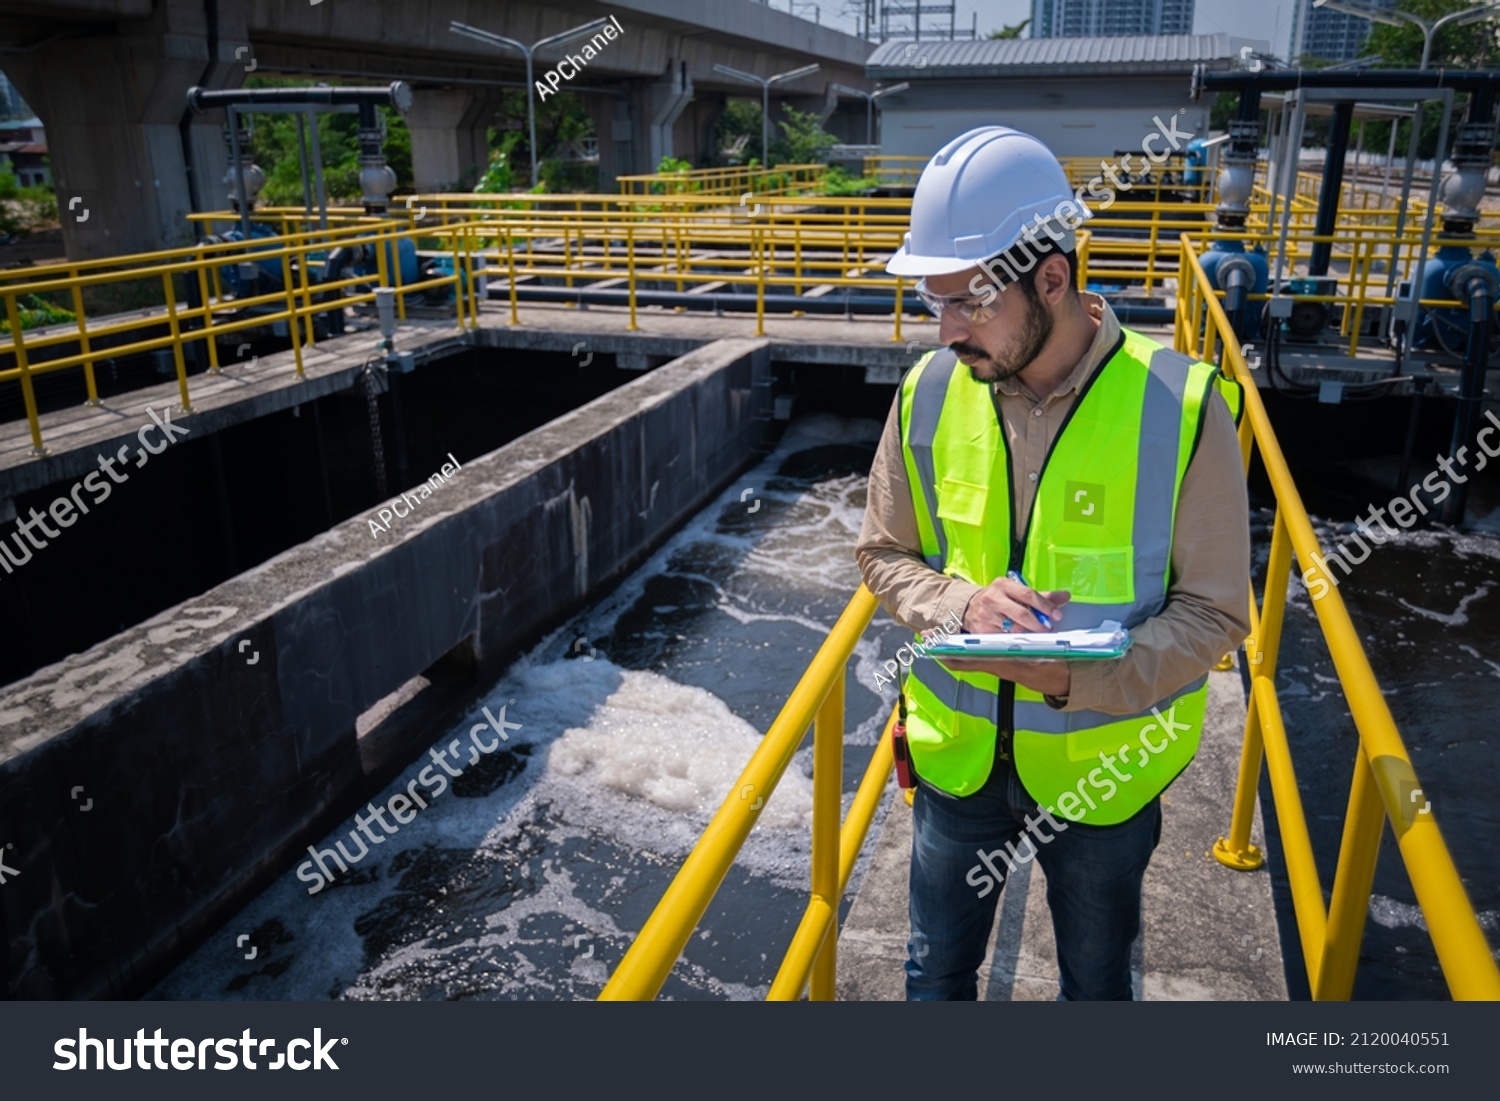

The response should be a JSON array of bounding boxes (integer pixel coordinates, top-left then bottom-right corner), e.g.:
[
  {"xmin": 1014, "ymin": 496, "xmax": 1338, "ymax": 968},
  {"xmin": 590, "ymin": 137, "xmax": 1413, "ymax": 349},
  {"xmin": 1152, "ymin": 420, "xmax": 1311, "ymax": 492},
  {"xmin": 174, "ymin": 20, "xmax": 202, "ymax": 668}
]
[{"xmin": 0, "ymin": 0, "xmax": 874, "ymax": 258}]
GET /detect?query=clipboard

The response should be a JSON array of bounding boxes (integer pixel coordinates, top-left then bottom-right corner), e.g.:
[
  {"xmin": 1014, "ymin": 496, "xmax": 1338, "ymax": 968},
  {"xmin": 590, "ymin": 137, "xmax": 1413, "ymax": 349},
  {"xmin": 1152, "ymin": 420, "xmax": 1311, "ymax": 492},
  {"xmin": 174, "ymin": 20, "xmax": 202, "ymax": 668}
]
[{"xmin": 921, "ymin": 621, "xmax": 1133, "ymax": 661}]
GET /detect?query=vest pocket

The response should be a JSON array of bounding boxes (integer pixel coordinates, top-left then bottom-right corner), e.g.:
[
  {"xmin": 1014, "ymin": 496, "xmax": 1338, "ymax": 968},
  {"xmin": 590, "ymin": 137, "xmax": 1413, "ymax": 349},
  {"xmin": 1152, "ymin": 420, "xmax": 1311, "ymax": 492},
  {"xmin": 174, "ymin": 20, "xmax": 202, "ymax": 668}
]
[
  {"xmin": 935, "ymin": 476, "xmax": 990, "ymax": 527},
  {"xmin": 1046, "ymin": 544, "xmax": 1134, "ymax": 604}
]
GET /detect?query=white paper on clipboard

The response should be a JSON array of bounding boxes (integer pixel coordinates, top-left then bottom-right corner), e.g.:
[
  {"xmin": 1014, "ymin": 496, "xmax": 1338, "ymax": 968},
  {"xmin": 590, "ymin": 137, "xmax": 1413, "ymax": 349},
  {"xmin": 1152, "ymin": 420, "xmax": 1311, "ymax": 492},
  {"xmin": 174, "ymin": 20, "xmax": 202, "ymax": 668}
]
[{"xmin": 921, "ymin": 620, "xmax": 1132, "ymax": 660}]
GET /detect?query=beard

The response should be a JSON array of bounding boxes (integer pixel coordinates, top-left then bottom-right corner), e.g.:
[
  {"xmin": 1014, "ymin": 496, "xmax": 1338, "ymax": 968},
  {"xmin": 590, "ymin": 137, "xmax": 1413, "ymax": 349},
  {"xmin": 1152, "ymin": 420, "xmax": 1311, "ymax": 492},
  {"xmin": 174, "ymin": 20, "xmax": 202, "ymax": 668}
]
[{"xmin": 950, "ymin": 289, "xmax": 1054, "ymax": 384}]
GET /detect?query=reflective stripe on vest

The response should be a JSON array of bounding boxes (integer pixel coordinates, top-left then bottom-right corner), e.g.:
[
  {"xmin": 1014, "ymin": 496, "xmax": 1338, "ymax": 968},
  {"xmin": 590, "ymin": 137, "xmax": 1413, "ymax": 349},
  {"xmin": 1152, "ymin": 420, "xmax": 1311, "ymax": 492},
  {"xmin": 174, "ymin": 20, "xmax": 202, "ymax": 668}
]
[{"xmin": 896, "ymin": 328, "xmax": 1224, "ymax": 823}]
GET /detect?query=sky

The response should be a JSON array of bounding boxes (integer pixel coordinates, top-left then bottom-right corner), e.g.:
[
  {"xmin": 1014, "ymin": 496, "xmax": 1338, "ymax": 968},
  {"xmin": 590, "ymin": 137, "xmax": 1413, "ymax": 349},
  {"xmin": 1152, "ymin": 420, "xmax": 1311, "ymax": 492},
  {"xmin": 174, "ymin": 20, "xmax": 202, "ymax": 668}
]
[{"xmin": 814, "ymin": 0, "xmax": 1300, "ymax": 58}]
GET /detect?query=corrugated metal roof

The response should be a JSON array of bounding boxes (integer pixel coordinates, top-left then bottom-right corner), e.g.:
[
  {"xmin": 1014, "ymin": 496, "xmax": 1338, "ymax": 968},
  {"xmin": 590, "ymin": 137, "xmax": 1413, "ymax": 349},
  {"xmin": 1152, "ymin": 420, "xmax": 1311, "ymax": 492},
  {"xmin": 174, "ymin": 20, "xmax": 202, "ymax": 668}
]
[{"xmin": 867, "ymin": 33, "xmax": 1256, "ymax": 77}]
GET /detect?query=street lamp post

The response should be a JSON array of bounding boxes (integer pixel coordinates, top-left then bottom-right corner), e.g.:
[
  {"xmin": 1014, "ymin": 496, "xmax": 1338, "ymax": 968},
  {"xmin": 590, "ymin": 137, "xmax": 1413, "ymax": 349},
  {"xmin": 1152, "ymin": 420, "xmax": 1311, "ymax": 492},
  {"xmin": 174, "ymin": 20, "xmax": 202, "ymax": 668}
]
[
  {"xmin": 1318, "ymin": 0, "xmax": 1500, "ymax": 68},
  {"xmin": 712, "ymin": 62, "xmax": 821, "ymax": 165},
  {"xmin": 450, "ymin": 17, "xmax": 611, "ymax": 189},
  {"xmin": 830, "ymin": 81, "xmax": 910, "ymax": 146}
]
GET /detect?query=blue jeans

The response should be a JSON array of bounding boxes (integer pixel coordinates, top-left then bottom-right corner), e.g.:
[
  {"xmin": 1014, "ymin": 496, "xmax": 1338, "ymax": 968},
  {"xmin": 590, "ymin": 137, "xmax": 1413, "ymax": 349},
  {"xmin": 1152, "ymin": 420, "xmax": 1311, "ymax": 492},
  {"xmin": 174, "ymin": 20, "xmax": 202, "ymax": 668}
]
[{"xmin": 905, "ymin": 759, "xmax": 1162, "ymax": 1001}]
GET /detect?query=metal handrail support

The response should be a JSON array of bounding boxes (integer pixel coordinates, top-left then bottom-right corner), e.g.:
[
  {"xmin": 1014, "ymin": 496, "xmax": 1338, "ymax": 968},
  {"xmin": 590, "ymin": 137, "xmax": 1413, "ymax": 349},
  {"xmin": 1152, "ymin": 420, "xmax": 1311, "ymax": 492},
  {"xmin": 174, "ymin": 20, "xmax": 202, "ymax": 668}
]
[
  {"xmin": 1177, "ymin": 233, "xmax": 1500, "ymax": 1001},
  {"xmin": 599, "ymin": 586, "xmax": 881, "ymax": 1001}
]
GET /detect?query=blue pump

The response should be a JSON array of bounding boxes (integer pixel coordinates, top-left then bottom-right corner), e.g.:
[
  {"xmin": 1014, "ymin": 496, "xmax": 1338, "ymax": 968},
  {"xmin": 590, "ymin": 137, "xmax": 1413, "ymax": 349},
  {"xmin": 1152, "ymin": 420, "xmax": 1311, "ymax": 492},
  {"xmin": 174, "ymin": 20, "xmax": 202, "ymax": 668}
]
[{"xmin": 1198, "ymin": 238, "xmax": 1269, "ymax": 343}]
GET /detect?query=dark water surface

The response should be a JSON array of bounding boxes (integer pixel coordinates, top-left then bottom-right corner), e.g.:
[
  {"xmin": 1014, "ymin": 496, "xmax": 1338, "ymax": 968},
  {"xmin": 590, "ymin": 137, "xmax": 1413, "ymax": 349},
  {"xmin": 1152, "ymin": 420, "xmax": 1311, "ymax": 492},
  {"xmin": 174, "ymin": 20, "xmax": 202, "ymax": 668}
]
[{"xmin": 150, "ymin": 409, "xmax": 1499, "ymax": 1000}]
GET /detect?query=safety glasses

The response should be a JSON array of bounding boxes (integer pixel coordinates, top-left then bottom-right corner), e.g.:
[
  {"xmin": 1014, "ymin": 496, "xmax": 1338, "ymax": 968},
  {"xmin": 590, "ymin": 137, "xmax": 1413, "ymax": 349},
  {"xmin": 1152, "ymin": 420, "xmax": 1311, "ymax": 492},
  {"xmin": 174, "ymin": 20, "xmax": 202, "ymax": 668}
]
[{"xmin": 914, "ymin": 278, "xmax": 1004, "ymax": 324}]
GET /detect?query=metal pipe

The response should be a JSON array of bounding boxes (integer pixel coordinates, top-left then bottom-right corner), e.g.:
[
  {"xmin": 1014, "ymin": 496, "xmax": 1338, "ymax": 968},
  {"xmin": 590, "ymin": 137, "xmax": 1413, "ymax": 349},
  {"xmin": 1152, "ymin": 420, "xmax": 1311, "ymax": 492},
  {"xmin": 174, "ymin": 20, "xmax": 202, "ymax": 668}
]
[
  {"xmin": 187, "ymin": 83, "xmax": 413, "ymax": 112},
  {"xmin": 226, "ymin": 105, "xmax": 252, "ymax": 247},
  {"xmin": 1197, "ymin": 69, "xmax": 1500, "ymax": 92},
  {"xmin": 1446, "ymin": 276, "xmax": 1493, "ymax": 523},
  {"xmin": 295, "ymin": 112, "xmax": 312, "ymax": 223},
  {"xmin": 494, "ymin": 283, "xmax": 1180, "ymax": 323},
  {"xmin": 1402, "ymin": 89, "xmax": 1456, "ymax": 340},
  {"xmin": 1311, "ymin": 100, "xmax": 1356, "ymax": 276}
]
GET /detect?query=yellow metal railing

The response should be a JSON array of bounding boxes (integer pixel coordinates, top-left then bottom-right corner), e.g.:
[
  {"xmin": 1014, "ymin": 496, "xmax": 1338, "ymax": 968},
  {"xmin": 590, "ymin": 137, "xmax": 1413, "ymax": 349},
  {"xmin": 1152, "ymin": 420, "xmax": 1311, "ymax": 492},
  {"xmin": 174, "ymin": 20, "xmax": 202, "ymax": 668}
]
[
  {"xmin": 1176, "ymin": 232, "xmax": 1500, "ymax": 1001},
  {"xmin": 599, "ymin": 585, "xmax": 896, "ymax": 1001},
  {"xmin": 859, "ymin": 155, "xmax": 925, "ymax": 187},
  {"xmin": 615, "ymin": 163, "xmax": 828, "ymax": 198},
  {"xmin": 0, "ymin": 217, "xmax": 481, "ymax": 454}
]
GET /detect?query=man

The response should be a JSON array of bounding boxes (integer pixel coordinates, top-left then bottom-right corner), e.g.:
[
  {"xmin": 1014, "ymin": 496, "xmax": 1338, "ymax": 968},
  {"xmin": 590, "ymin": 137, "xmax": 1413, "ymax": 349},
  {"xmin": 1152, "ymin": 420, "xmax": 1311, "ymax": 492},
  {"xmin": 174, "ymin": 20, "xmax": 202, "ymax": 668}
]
[{"xmin": 855, "ymin": 126, "xmax": 1250, "ymax": 1001}]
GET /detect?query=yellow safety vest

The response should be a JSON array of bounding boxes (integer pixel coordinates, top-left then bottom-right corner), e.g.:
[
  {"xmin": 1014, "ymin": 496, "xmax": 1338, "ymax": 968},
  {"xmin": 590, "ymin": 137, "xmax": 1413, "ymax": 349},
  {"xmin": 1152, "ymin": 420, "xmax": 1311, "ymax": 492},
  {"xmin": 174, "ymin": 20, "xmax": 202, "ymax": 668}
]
[{"xmin": 897, "ymin": 327, "xmax": 1242, "ymax": 825}]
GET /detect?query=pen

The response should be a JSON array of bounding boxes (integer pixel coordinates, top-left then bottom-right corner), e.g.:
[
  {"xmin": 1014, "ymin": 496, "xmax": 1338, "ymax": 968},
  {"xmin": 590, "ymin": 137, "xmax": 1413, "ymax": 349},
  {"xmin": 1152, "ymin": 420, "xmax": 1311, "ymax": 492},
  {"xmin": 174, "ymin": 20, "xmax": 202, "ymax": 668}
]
[{"xmin": 1006, "ymin": 569, "xmax": 1052, "ymax": 629}]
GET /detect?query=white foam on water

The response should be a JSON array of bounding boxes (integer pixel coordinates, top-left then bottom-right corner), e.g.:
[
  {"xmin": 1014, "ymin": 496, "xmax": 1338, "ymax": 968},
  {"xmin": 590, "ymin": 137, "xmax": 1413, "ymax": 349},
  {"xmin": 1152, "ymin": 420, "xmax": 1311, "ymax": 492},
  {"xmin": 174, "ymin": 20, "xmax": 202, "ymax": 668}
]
[
  {"xmin": 1370, "ymin": 894, "xmax": 1500, "ymax": 935},
  {"xmin": 536, "ymin": 660, "xmax": 813, "ymax": 830},
  {"xmin": 153, "ymin": 413, "xmax": 890, "ymax": 1001},
  {"xmin": 1397, "ymin": 583, "xmax": 1492, "ymax": 627}
]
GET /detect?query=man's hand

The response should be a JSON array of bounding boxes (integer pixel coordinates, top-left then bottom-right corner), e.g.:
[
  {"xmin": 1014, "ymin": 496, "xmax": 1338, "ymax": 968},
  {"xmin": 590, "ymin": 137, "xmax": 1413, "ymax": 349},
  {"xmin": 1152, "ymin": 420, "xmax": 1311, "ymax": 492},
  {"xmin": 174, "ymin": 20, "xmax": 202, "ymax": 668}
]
[
  {"xmin": 962, "ymin": 577, "xmax": 1070, "ymax": 634},
  {"xmin": 937, "ymin": 656, "xmax": 1072, "ymax": 697}
]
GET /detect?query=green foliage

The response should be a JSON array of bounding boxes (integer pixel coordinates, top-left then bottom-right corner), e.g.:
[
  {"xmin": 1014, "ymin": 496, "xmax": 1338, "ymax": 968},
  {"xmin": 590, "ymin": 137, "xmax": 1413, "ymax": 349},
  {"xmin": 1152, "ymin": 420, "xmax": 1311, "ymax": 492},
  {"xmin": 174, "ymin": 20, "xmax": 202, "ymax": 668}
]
[
  {"xmin": 648, "ymin": 155, "xmax": 697, "ymax": 195},
  {"xmin": 1209, "ymin": 92, "xmax": 1239, "ymax": 134},
  {"xmin": 1361, "ymin": 0, "xmax": 1500, "ymax": 69},
  {"xmin": 0, "ymin": 292, "xmax": 75, "ymax": 334},
  {"xmin": 769, "ymin": 104, "xmax": 839, "ymax": 166},
  {"xmin": 240, "ymin": 77, "xmax": 414, "ymax": 207},
  {"xmin": 822, "ymin": 164, "xmax": 878, "ymax": 196},
  {"xmin": 988, "ymin": 18, "xmax": 1030, "ymax": 39},
  {"xmin": 1353, "ymin": 1, "xmax": 1500, "ymax": 159},
  {"xmin": 0, "ymin": 166, "xmax": 58, "ymax": 237},
  {"xmin": 715, "ymin": 99, "xmax": 763, "ymax": 164},
  {"xmin": 480, "ymin": 89, "xmax": 596, "ymax": 192}
]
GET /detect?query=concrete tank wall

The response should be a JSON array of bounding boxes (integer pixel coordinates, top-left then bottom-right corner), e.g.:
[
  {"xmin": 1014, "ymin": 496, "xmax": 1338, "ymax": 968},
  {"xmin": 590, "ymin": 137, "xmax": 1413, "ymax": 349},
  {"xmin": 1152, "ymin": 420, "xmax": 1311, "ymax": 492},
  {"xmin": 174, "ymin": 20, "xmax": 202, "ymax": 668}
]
[{"xmin": 0, "ymin": 337, "xmax": 772, "ymax": 998}]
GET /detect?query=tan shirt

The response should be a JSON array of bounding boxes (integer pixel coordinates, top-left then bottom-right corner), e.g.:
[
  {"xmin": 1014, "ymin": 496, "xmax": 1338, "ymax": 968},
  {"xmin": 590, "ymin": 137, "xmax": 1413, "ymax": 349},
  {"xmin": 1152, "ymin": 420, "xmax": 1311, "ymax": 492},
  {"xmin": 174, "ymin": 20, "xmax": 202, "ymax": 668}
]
[{"xmin": 855, "ymin": 294, "xmax": 1251, "ymax": 715}]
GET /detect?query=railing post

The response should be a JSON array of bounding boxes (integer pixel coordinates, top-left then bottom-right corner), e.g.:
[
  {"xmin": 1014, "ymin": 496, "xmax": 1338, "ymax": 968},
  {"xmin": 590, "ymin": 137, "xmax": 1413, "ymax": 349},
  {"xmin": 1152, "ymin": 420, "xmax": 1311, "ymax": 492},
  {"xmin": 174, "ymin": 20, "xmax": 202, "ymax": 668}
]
[
  {"xmin": 627, "ymin": 223, "xmax": 638, "ymax": 332},
  {"xmin": 754, "ymin": 224, "xmax": 765, "ymax": 337},
  {"xmin": 1215, "ymin": 506, "xmax": 1292, "ymax": 871},
  {"xmin": 809, "ymin": 669, "xmax": 844, "ymax": 1001},
  {"xmin": 4, "ymin": 291, "xmax": 48, "ymax": 455},
  {"xmin": 69, "ymin": 276, "xmax": 100, "ymax": 403},
  {"xmin": 280, "ymin": 250, "xmax": 305, "ymax": 378},
  {"xmin": 507, "ymin": 228, "xmax": 520, "ymax": 326},
  {"xmin": 160, "ymin": 270, "xmax": 194, "ymax": 411},
  {"xmin": 1315, "ymin": 745, "xmax": 1385, "ymax": 999}
]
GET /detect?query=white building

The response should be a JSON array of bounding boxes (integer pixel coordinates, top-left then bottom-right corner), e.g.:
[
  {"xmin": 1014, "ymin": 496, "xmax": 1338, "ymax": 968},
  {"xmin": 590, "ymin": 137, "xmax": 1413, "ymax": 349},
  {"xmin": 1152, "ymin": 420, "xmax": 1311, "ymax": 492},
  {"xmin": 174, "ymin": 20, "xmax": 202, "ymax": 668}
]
[{"xmin": 866, "ymin": 33, "xmax": 1261, "ymax": 160}]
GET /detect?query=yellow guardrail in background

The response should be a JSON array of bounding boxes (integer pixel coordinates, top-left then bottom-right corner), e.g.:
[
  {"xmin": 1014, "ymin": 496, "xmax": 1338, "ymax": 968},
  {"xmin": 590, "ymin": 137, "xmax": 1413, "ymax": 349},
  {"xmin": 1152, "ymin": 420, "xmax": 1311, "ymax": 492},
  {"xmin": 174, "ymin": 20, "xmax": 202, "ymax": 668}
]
[
  {"xmin": 0, "ymin": 217, "xmax": 481, "ymax": 454},
  {"xmin": 7, "ymin": 151, "xmax": 1499, "ymax": 458},
  {"xmin": 1176, "ymin": 231, "xmax": 1500, "ymax": 1001},
  {"xmin": 599, "ymin": 585, "xmax": 895, "ymax": 1001},
  {"xmin": 859, "ymin": 155, "xmax": 925, "ymax": 187},
  {"xmin": 616, "ymin": 163, "xmax": 828, "ymax": 198}
]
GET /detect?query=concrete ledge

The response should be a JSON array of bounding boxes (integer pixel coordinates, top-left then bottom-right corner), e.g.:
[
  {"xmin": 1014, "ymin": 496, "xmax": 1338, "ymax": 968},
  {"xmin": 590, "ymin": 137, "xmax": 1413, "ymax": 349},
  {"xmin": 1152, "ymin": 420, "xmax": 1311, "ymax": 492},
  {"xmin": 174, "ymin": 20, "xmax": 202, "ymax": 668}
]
[{"xmin": 0, "ymin": 336, "xmax": 771, "ymax": 998}]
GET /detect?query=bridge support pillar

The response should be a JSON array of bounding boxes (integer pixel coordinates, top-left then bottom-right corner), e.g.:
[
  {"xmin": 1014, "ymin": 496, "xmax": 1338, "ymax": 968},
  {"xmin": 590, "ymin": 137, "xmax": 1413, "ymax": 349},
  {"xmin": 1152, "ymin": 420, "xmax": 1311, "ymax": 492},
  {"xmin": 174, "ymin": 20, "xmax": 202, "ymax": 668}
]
[
  {"xmin": 582, "ymin": 95, "xmax": 637, "ymax": 187},
  {"xmin": 627, "ymin": 62, "xmax": 693, "ymax": 172},
  {"xmin": 407, "ymin": 89, "xmax": 500, "ymax": 192},
  {"xmin": 4, "ymin": 4, "xmax": 249, "ymax": 259}
]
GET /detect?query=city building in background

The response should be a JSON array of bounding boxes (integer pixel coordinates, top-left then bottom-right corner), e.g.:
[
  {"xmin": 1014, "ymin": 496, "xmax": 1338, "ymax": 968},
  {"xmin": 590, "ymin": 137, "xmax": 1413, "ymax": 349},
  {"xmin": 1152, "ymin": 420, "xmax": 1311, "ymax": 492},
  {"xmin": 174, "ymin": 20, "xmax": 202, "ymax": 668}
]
[
  {"xmin": 0, "ymin": 69, "xmax": 32, "ymax": 119},
  {"xmin": 1290, "ymin": 0, "xmax": 1395, "ymax": 62},
  {"xmin": 1030, "ymin": 0, "xmax": 1195, "ymax": 38}
]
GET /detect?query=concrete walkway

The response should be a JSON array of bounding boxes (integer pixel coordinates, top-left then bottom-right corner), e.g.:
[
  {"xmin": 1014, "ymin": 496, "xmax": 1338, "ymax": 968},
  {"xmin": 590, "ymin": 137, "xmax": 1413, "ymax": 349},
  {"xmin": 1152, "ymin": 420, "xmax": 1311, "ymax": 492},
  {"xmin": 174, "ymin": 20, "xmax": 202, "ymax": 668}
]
[{"xmin": 836, "ymin": 664, "xmax": 1289, "ymax": 1001}]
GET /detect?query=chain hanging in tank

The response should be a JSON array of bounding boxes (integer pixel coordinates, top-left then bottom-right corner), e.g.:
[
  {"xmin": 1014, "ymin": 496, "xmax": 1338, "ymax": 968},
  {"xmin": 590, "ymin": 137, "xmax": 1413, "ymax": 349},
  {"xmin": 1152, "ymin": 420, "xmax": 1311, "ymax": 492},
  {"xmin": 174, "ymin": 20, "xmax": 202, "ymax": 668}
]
[{"xmin": 363, "ymin": 362, "xmax": 388, "ymax": 498}]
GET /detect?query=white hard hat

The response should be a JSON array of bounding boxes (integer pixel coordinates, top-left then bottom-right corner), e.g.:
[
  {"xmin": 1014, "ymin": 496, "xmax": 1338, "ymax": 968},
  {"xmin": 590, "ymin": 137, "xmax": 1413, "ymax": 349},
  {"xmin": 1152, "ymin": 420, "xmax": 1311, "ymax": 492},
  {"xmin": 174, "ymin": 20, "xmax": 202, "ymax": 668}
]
[{"xmin": 887, "ymin": 126, "xmax": 1086, "ymax": 277}]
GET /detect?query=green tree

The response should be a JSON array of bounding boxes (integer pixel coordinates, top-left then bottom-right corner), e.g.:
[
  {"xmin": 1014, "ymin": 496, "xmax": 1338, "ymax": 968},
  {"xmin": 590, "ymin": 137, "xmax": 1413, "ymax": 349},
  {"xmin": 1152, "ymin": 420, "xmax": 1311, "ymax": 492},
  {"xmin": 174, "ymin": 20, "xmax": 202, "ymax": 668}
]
[
  {"xmin": 769, "ymin": 104, "xmax": 839, "ymax": 165},
  {"xmin": 1357, "ymin": 1, "xmax": 1500, "ymax": 159},
  {"xmin": 1361, "ymin": 0, "xmax": 1500, "ymax": 69},
  {"xmin": 988, "ymin": 18, "xmax": 1030, "ymax": 39},
  {"xmin": 715, "ymin": 98, "xmax": 763, "ymax": 165},
  {"xmin": 479, "ymin": 89, "xmax": 596, "ymax": 192},
  {"xmin": 239, "ymin": 77, "xmax": 414, "ymax": 207}
]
